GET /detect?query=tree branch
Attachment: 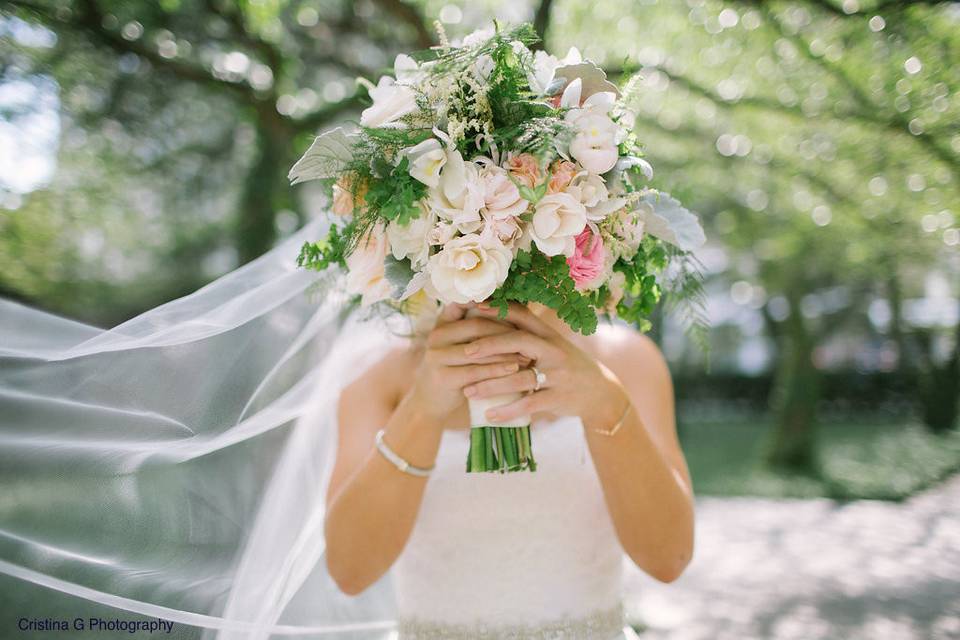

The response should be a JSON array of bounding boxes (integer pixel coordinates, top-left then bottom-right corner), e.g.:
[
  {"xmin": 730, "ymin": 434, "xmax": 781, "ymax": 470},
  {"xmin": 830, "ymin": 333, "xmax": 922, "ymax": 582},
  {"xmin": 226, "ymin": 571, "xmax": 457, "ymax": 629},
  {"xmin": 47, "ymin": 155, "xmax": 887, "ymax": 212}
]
[
  {"xmin": 782, "ymin": 0, "xmax": 953, "ymax": 17},
  {"xmin": 531, "ymin": 0, "xmax": 556, "ymax": 51},
  {"xmin": 9, "ymin": 0, "xmax": 257, "ymax": 101},
  {"xmin": 202, "ymin": 0, "xmax": 284, "ymax": 82},
  {"xmin": 753, "ymin": 2, "xmax": 960, "ymax": 178}
]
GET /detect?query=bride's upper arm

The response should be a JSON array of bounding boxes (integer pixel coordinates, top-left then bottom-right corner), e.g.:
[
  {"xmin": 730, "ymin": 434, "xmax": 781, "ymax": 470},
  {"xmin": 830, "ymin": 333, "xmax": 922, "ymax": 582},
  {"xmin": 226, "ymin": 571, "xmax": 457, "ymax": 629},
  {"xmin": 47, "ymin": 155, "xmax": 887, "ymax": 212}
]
[
  {"xmin": 325, "ymin": 346, "xmax": 412, "ymax": 509},
  {"xmin": 598, "ymin": 325, "xmax": 691, "ymax": 489}
]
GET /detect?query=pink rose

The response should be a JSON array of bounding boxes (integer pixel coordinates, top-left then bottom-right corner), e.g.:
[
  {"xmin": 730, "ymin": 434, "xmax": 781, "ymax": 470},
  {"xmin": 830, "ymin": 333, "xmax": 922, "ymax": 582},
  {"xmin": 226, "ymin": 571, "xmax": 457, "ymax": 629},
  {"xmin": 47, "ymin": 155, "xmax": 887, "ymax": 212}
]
[
  {"xmin": 507, "ymin": 153, "xmax": 541, "ymax": 189},
  {"xmin": 566, "ymin": 228, "xmax": 605, "ymax": 289},
  {"xmin": 548, "ymin": 160, "xmax": 578, "ymax": 194}
]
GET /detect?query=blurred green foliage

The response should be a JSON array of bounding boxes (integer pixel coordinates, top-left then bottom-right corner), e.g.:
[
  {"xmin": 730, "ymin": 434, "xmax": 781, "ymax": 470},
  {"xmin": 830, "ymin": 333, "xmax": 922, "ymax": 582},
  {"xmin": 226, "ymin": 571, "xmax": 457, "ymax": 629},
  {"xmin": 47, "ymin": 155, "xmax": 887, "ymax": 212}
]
[
  {"xmin": 1, "ymin": 0, "xmax": 957, "ymax": 484},
  {"xmin": 683, "ymin": 418, "xmax": 960, "ymax": 500}
]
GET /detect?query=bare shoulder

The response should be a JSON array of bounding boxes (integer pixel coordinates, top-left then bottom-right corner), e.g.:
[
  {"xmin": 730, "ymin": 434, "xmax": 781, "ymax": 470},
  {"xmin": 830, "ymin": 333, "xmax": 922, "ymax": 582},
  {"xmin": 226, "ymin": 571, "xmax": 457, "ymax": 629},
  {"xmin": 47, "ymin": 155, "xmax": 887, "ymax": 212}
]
[{"xmin": 590, "ymin": 323, "xmax": 673, "ymax": 392}]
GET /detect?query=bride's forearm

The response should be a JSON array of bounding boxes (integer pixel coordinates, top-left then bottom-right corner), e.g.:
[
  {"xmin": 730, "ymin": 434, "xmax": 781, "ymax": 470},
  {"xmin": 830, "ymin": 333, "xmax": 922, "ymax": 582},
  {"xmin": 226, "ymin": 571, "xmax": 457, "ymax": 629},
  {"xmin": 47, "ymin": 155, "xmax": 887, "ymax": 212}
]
[
  {"xmin": 583, "ymin": 392, "xmax": 694, "ymax": 583},
  {"xmin": 324, "ymin": 392, "xmax": 444, "ymax": 595}
]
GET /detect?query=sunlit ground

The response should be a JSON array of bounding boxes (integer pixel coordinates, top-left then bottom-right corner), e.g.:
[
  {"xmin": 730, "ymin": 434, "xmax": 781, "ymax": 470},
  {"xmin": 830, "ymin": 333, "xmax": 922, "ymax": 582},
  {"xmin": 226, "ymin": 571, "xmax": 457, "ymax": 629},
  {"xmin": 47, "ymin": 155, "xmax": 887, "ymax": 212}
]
[{"xmin": 625, "ymin": 474, "xmax": 960, "ymax": 640}]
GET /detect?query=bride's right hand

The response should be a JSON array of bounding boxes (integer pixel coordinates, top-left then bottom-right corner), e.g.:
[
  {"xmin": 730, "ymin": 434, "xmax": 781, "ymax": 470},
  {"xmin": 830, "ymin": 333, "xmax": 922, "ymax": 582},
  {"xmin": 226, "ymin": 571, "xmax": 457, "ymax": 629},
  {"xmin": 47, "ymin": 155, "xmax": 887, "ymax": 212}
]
[{"xmin": 406, "ymin": 303, "xmax": 528, "ymax": 424}]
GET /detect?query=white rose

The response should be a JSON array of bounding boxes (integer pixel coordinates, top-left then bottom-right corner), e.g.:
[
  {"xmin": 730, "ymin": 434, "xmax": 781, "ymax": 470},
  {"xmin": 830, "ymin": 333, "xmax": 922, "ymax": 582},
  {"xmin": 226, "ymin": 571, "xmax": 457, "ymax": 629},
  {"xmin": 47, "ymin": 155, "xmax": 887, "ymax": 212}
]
[
  {"xmin": 480, "ymin": 164, "xmax": 528, "ymax": 219},
  {"xmin": 360, "ymin": 76, "xmax": 418, "ymax": 128},
  {"xmin": 428, "ymin": 147, "xmax": 485, "ymax": 233},
  {"xmin": 386, "ymin": 202, "xmax": 434, "ymax": 269},
  {"xmin": 529, "ymin": 192, "xmax": 587, "ymax": 257},
  {"xmin": 483, "ymin": 213, "xmax": 524, "ymax": 248},
  {"xmin": 568, "ymin": 172, "xmax": 608, "ymax": 208},
  {"xmin": 426, "ymin": 233, "xmax": 513, "ymax": 304},
  {"xmin": 345, "ymin": 225, "xmax": 393, "ymax": 306},
  {"xmin": 403, "ymin": 138, "xmax": 447, "ymax": 188}
]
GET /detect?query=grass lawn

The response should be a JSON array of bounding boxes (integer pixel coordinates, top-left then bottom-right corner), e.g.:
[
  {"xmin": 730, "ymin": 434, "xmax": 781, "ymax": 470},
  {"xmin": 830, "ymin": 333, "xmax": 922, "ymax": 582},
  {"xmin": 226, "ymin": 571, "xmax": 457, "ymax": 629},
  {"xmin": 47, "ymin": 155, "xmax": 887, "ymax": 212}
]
[{"xmin": 679, "ymin": 418, "xmax": 960, "ymax": 501}]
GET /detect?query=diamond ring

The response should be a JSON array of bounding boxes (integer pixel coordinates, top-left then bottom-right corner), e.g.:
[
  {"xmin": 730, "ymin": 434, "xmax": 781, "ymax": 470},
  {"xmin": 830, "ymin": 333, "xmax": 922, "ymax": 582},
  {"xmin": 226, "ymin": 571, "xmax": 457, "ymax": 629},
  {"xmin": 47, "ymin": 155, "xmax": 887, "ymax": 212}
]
[{"xmin": 531, "ymin": 366, "xmax": 547, "ymax": 392}]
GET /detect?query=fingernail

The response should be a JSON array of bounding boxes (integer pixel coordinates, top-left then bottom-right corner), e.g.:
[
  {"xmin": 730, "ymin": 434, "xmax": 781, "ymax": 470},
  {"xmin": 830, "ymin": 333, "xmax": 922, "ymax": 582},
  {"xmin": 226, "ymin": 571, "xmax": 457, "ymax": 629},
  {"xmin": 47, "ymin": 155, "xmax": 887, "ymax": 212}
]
[
  {"xmin": 464, "ymin": 386, "xmax": 477, "ymax": 397},
  {"xmin": 464, "ymin": 344, "xmax": 480, "ymax": 355}
]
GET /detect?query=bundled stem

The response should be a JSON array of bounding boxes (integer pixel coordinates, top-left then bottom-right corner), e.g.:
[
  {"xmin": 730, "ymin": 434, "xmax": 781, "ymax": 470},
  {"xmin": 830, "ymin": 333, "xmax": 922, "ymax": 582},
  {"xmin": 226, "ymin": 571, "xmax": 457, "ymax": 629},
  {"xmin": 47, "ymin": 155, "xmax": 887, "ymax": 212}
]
[{"xmin": 466, "ymin": 426, "xmax": 538, "ymax": 473}]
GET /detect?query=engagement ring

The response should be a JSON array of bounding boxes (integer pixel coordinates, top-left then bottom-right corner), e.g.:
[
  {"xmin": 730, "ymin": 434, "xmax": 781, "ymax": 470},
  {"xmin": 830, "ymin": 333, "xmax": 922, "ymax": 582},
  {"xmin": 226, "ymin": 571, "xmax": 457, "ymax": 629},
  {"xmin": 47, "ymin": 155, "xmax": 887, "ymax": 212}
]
[{"xmin": 531, "ymin": 366, "xmax": 547, "ymax": 392}]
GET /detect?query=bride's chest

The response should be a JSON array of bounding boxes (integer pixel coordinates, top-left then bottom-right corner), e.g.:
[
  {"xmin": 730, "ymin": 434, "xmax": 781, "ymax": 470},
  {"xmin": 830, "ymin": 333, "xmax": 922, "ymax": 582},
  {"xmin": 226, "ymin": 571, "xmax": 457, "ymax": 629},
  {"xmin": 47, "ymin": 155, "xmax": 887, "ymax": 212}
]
[{"xmin": 420, "ymin": 417, "xmax": 605, "ymax": 524}]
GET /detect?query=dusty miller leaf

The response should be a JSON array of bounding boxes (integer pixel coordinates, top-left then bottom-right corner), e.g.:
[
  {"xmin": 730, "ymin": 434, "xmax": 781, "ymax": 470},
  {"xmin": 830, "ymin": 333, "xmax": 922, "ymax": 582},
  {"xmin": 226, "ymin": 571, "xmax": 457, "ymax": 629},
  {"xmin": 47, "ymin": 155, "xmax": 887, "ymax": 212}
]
[
  {"xmin": 637, "ymin": 191, "xmax": 706, "ymax": 252},
  {"xmin": 288, "ymin": 127, "xmax": 356, "ymax": 184}
]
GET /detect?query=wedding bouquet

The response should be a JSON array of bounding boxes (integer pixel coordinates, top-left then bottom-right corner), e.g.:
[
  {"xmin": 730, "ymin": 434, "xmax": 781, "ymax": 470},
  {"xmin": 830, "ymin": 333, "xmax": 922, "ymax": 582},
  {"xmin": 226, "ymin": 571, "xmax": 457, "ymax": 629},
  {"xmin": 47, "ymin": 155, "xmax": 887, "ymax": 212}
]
[{"xmin": 290, "ymin": 23, "xmax": 706, "ymax": 473}]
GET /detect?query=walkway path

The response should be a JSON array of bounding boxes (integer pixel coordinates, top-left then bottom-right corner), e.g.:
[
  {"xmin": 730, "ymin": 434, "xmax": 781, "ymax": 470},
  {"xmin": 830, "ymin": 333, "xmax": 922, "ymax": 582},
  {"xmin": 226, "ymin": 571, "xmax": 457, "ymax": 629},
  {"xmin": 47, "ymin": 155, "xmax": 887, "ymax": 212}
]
[{"xmin": 624, "ymin": 475, "xmax": 960, "ymax": 639}]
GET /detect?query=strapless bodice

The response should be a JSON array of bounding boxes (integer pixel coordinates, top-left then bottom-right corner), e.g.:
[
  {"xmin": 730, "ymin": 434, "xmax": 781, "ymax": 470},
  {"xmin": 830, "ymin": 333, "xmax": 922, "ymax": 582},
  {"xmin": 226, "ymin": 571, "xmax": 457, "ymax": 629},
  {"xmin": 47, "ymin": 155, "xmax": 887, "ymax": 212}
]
[{"xmin": 390, "ymin": 415, "xmax": 631, "ymax": 639}]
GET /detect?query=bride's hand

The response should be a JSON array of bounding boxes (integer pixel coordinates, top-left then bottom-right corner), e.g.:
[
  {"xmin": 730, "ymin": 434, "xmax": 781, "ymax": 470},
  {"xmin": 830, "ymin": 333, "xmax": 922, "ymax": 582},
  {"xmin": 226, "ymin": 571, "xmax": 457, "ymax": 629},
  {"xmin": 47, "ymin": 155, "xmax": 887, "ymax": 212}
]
[
  {"xmin": 461, "ymin": 302, "xmax": 628, "ymax": 423},
  {"xmin": 406, "ymin": 303, "xmax": 532, "ymax": 424}
]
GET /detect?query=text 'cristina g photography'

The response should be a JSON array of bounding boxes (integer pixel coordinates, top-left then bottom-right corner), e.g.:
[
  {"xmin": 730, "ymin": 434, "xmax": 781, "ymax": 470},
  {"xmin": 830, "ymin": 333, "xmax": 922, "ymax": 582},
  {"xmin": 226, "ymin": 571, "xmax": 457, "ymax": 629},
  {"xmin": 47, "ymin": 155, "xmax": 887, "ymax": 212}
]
[{"xmin": 16, "ymin": 617, "xmax": 175, "ymax": 634}]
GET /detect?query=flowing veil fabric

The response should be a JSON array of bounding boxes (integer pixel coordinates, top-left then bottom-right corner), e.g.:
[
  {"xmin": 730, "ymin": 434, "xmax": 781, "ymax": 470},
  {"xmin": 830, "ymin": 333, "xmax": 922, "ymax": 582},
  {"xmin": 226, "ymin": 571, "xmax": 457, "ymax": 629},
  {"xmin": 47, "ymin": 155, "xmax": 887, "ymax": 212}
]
[{"xmin": 0, "ymin": 217, "xmax": 404, "ymax": 638}]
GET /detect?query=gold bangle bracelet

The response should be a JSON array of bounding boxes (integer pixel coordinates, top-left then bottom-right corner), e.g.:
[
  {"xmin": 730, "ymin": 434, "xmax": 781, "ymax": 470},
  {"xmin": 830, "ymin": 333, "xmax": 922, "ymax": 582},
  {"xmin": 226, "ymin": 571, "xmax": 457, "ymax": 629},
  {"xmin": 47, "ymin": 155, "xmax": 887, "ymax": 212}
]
[{"xmin": 589, "ymin": 400, "xmax": 631, "ymax": 437}]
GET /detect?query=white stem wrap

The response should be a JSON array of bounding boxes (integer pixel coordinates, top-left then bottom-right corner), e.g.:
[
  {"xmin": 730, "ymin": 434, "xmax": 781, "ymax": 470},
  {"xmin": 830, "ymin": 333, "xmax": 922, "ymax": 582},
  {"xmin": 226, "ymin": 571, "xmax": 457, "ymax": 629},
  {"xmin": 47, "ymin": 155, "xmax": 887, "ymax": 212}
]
[{"xmin": 465, "ymin": 308, "xmax": 531, "ymax": 429}]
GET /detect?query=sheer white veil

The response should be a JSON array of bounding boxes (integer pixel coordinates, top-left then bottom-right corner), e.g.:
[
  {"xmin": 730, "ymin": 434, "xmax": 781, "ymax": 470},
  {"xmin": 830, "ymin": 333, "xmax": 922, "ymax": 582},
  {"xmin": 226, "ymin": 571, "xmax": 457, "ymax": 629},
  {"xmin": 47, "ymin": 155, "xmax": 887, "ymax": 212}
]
[{"xmin": 0, "ymin": 216, "xmax": 405, "ymax": 638}]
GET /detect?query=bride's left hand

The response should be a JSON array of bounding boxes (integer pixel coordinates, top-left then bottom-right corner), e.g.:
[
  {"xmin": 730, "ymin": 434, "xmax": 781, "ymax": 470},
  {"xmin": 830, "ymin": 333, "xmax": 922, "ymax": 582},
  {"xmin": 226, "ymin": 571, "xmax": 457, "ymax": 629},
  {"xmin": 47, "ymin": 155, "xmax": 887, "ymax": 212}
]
[{"xmin": 461, "ymin": 302, "xmax": 628, "ymax": 423}]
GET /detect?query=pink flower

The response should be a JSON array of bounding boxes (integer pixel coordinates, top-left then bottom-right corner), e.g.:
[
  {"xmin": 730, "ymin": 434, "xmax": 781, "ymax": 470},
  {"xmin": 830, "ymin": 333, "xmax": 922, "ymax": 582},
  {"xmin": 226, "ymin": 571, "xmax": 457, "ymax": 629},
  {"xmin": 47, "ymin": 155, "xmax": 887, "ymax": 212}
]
[
  {"xmin": 566, "ymin": 228, "xmax": 606, "ymax": 289},
  {"xmin": 548, "ymin": 160, "xmax": 578, "ymax": 194},
  {"xmin": 507, "ymin": 153, "xmax": 541, "ymax": 189}
]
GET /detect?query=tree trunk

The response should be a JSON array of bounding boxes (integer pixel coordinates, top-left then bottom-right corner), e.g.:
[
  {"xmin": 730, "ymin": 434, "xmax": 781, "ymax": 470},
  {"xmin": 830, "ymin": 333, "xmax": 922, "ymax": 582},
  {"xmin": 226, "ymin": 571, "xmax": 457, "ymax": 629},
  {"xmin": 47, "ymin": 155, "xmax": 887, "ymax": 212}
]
[
  {"xmin": 920, "ymin": 304, "xmax": 960, "ymax": 433},
  {"xmin": 766, "ymin": 291, "xmax": 820, "ymax": 473},
  {"xmin": 235, "ymin": 112, "xmax": 291, "ymax": 265}
]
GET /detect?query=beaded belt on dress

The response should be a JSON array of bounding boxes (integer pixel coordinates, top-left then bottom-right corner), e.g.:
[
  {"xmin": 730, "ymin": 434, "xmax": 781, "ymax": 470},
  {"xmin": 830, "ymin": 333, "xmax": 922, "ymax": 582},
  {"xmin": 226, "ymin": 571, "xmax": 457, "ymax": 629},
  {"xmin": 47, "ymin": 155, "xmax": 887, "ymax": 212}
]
[{"xmin": 396, "ymin": 602, "xmax": 625, "ymax": 640}]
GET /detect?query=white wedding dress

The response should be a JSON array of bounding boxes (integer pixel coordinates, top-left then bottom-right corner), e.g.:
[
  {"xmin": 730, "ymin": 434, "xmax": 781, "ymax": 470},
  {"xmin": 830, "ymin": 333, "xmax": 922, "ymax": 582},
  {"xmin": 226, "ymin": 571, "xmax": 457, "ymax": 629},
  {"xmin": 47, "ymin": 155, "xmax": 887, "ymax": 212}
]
[{"xmin": 388, "ymin": 415, "xmax": 641, "ymax": 640}]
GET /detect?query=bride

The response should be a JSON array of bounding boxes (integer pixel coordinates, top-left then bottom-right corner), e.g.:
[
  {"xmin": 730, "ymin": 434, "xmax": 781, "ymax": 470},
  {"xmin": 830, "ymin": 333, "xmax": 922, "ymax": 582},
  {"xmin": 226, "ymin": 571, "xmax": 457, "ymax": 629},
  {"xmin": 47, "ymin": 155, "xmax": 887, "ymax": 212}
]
[
  {"xmin": 0, "ymin": 216, "xmax": 693, "ymax": 640},
  {"xmin": 1, "ymin": 23, "xmax": 701, "ymax": 639},
  {"xmin": 327, "ymin": 299, "xmax": 694, "ymax": 638}
]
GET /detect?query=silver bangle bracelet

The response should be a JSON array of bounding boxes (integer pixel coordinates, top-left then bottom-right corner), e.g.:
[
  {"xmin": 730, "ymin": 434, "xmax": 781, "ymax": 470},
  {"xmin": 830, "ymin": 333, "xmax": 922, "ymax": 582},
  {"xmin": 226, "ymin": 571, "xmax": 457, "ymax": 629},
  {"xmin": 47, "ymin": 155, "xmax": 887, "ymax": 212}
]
[{"xmin": 374, "ymin": 429, "xmax": 435, "ymax": 477}]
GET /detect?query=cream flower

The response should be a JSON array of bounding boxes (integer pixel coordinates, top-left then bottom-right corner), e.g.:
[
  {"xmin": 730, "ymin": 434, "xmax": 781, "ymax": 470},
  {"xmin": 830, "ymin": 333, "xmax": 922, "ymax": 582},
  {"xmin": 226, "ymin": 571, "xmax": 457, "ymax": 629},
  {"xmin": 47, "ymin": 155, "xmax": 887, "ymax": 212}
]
[
  {"xmin": 548, "ymin": 160, "xmax": 578, "ymax": 194},
  {"xmin": 480, "ymin": 164, "xmax": 528, "ymax": 219},
  {"xmin": 427, "ymin": 220, "xmax": 457, "ymax": 246},
  {"xmin": 360, "ymin": 76, "xmax": 417, "ymax": 128},
  {"xmin": 332, "ymin": 182, "xmax": 354, "ymax": 216},
  {"xmin": 386, "ymin": 202, "xmax": 434, "ymax": 269},
  {"xmin": 605, "ymin": 270, "xmax": 627, "ymax": 313},
  {"xmin": 568, "ymin": 172, "xmax": 608, "ymax": 208},
  {"xmin": 566, "ymin": 92, "xmax": 620, "ymax": 174},
  {"xmin": 529, "ymin": 192, "xmax": 587, "ymax": 257},
  {"xmin": 483, "ymin": 213, "xmax": 524, "ymax": 248},
  {"xmin": 345, "ymin": 224, "xmax": 393, "ymax": 306},
  {"xmin": 428, "ymin": 147, "xmax": 485, "ymax": 233},
  {"xmin": 403, "ymin": 138, "xmax": 447, "ymax": 188},
  {"xmin": 507, "ymin": 153, "xmax": 541, "ymax": 189},
  {"xmin": 526, "ymin": 47, "xmax": 583, "ymax": 96},
  {"xmin": 426, "ymin": 233, "xmax": 512, "ymax": 304},
  {"xmin": 331, "ymin": 174, "xmax": 367, "ymax": 216}
]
